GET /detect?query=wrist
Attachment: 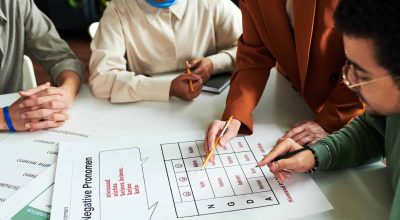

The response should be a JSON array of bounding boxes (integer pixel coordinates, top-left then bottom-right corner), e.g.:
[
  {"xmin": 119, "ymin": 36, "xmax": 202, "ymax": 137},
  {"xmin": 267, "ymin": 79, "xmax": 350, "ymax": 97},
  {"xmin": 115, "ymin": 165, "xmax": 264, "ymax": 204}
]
[
  {"xmin": 169, "ymin": 80, "xmax": 177, "ymax": 97},
  {"xmin": 59, "ymin": 73, "xmax": 80, "ymax": 104},
  {"xmin": 0, "ymin": 108, "xmax": 7, "ymax": 130},
  {"xmin": 304, "ymin": 145, "xmax": 319, "ymax": 173}
]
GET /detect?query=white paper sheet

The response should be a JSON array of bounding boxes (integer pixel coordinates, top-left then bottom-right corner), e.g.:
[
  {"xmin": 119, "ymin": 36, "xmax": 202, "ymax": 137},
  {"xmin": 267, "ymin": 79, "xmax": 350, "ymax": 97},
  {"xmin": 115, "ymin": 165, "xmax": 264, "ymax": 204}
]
[
  {"xmin": 0, "ymin": 164, "xmax": 55, "ymax": 220},
  {"xmin": 0, "ymin": 127, "xmax": 92, "ymax": 206},
  {"xmin": 51, "ymin": 128, "xmax": 332, "ymax": 220}
]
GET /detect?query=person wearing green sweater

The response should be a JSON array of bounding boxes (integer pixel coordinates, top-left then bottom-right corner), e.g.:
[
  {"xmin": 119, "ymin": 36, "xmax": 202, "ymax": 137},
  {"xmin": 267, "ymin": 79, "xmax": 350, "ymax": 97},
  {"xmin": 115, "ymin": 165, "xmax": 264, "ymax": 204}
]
[{"xmin": 257, "ymin": 0, "xmax": 400, "ymax": 219}]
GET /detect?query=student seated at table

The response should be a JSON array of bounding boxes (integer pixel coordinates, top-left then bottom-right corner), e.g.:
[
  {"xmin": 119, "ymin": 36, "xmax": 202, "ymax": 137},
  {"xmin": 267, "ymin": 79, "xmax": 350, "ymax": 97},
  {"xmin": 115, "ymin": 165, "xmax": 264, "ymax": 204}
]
[
  {"xmin": 205, "ymin": 0, "xmax": 365, "ymax": 147},
  {"xmin": 89, "ymin": 0, "xmax": 242, "ymax": 102},
  {"xmin": 0, "ymin": 0, "xmax": 84, "ymax": 132},
  {"xmin": 258, "ymin": 0, "xmax": 400, "ymax": 219}
]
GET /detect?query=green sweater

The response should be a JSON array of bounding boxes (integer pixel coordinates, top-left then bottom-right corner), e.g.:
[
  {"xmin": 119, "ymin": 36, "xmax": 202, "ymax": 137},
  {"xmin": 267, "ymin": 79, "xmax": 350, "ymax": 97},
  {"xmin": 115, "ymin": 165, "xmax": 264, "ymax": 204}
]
[{"xmin": 314, "ymin": 113, "xmax": 400, "ymax": 220}]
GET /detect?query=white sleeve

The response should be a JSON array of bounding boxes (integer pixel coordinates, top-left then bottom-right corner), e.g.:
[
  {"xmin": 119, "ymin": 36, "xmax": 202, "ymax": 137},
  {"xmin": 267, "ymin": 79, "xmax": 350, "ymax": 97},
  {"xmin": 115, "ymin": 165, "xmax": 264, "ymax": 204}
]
[
  {"xmin": 89, "ymin": 3, "xmax": 171, "ymax": 103},
  {"xmin": 207, "ymin": 0, "xmax": 242, "ymax": 74}
]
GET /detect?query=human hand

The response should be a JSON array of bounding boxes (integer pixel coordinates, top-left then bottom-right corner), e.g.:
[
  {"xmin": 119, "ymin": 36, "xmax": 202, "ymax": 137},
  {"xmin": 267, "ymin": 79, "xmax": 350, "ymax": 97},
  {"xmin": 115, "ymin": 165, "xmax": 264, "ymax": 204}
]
[
  {"xmin": 257, "ymin": 138, "xmax": 315, "ymax": 184},
  {"xmin": 189, "ymin": 58, "xmax": 214, "ymax": 82},
  {"xmin": 170, "ymin": 74, "xmax": 203, "ymax": 101},
  {"xmin": 0, "ymin": 82, "xmax": 57, "ymax": 131},
  {"xmin": 17, "ymin": 82, "xmax": 74, "ymax": 131},
  {"xmin": 282, "ymin": 121, "xmax": 328, "ymax": 146},
  {"xmin": 204, "ymin": 118, "xmax": 241, "ymax": 154}
]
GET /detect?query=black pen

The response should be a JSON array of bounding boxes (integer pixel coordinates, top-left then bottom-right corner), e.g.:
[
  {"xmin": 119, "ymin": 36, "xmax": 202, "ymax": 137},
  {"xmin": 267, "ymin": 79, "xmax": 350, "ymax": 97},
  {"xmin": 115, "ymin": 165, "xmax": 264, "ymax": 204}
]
[{"xmin": 271, "ymin": 146, "xmax": 310, "ymax": 162}]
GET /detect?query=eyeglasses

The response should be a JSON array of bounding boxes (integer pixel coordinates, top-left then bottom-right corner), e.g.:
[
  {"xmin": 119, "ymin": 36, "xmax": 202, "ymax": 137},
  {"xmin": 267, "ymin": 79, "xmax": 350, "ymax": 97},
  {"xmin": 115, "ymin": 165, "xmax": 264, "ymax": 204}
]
[{"xmin": 342, "ymin": 60, "xmax": 392, "ymax": 89}]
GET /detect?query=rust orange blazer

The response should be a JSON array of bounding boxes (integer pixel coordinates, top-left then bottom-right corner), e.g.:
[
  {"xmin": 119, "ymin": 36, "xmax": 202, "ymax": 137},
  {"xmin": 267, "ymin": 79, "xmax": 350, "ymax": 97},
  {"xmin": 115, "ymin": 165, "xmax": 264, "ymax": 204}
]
[{"xmin": 222, "ymin": 0, "xmax": 364, "ymax": 134}]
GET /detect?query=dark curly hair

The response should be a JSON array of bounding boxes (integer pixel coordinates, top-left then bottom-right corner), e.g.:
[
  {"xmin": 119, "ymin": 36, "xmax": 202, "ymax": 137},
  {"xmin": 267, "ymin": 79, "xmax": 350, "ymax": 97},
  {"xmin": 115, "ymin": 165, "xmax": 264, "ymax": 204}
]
[{"xmin": 334, "ymin": 0, "xmax": 400, "ymax": 81}]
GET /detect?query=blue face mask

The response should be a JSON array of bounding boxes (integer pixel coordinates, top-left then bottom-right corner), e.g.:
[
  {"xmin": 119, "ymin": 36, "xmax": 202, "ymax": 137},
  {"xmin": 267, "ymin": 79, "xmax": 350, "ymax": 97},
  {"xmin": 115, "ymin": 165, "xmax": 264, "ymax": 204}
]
[{"xmin": 146, "ymin": 0, "xmax": 177, "ymax": 8}]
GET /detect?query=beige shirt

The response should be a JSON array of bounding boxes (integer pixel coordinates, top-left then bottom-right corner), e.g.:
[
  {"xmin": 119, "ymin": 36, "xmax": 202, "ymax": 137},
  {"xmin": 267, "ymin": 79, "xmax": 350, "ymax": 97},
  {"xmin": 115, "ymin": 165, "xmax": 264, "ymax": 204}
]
[{"xmin": 89, "ymin": 0, "xmax": 242, "ymax": 102}]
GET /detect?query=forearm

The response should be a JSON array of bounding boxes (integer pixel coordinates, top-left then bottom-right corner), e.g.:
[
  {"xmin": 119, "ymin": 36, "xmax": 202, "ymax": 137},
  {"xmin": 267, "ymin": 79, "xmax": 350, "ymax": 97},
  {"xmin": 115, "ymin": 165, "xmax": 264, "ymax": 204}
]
[
  {"xmin": 313, "ymin": 113, "xmax": 385, "ymax": 170},
  {"xmin": 207, "ymin": 48, "xmax": 237, "ymax": 74},
  {"xmin": 89, "ymin": 70, "xmax": 171, "ymax": 103},
  {"xmin": 222, "ymin": 67, "xmax": 271, "ymax": 134},
  {"xmin": 57, "ymin": 71, "xmax": 81, "ymax": 103}
]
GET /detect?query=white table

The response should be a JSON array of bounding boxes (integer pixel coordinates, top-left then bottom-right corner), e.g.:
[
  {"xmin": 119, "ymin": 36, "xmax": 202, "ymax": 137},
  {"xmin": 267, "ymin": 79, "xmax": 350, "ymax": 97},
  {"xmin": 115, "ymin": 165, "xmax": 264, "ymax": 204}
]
[{"xmin": 0, "ymin": 69, "xmax": 392, "ymax": 219}]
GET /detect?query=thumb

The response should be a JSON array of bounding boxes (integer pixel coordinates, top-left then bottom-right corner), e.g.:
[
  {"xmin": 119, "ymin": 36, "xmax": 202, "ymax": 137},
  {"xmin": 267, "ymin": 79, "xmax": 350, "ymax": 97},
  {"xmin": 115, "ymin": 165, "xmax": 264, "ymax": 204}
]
[
  {"xmin": 218, "ymin": 127, "xmax": 238, "ymax": 147},
  {"xmin": 190, "ymin": 58, "xmax": 202, "ymax": 68},
  {"xmin": 19, "ymin": 82, "xmax": 51, "ymax": 97},
  {"xmin": 190, "ymin": 74, "xmax": 203, "ymax": 83},
  {"xmin": 257, "ymin": 138, "xmax": 295, "ymax": 167},
  {"xmin": 270, "ymin": 158, "xmax": 297, "ymax": 172}
]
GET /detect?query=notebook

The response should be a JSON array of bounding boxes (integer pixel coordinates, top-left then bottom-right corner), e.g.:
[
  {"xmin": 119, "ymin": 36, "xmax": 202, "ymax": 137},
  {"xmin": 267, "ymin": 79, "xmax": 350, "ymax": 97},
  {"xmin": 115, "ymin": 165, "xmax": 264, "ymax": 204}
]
[{"xmin": 202, "ymin": 73, "xmax": 231, "ymax": 94}]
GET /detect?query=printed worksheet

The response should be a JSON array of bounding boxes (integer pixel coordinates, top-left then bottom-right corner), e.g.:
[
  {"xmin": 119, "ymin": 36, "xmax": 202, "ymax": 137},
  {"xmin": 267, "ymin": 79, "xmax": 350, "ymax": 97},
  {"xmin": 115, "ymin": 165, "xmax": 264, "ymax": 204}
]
[
  {"xmin": 51, "ymin": 128, "xmax": 332, "ymax": 220},
  {"xmin": 0, "ymin": 164, "xmax": 55, "ymax": 220},
  {"xmin": 0, "ymin": 125, "xmax": 93, "ymax": 207}
]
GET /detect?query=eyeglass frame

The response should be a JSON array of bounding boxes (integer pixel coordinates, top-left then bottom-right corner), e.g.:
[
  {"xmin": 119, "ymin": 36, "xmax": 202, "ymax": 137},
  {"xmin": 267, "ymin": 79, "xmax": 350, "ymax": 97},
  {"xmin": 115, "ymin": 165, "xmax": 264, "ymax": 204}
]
[{"xmin": 342, "ymin": 60, "xmax": 392, "ymax": 89}]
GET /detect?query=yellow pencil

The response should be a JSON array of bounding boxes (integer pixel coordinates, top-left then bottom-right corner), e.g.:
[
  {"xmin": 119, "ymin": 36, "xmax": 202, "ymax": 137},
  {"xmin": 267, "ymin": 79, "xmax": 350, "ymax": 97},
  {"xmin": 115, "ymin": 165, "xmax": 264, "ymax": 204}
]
[
  {"xmin": 202, "ymin": 116, "xmax": 234, "ymax": 169},
  {"xmin": 185, "ymin": 61, "xmax": 194, "ymax": 92}
]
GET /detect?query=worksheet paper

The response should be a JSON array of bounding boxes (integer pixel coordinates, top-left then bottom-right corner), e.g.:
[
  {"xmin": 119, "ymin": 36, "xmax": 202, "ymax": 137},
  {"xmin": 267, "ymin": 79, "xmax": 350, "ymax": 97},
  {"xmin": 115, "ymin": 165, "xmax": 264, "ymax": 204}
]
[
  {"xmin": 51, "ymin": 128, "xmax": 332, "ymax": 220},
  {"xmin": 0, "ymin": 165, "xmax": 55, "ymax": 220},
  {"xmin": 0, "ymin": 125, "xmax": 93, "ymax": 207}
]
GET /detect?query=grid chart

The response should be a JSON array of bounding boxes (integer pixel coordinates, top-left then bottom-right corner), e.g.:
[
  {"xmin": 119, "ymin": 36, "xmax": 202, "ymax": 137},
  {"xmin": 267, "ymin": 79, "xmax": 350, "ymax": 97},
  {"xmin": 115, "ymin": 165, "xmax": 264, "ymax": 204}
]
[{"xmin": 161, "ymin": 137, "xmax": 279, "ymax": 218}]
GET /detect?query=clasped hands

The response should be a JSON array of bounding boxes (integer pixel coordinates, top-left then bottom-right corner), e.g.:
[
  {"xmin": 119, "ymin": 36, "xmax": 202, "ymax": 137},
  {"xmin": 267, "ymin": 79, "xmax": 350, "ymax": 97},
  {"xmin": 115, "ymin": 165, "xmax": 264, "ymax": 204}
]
[{"xmin": 8, "ymin": 82, "xmax": 73, "ymax": 131}]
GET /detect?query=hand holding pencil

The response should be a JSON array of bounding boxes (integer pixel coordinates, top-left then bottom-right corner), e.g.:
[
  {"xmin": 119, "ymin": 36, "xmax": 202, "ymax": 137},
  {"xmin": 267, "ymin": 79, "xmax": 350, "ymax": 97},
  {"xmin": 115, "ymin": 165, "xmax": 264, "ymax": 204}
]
[
  {"xmin": 257, "ymin": 138, "xmax": 316, "ymax": 184},
  {"xmin": 169, "ymin": 67, "xmax": 203, "ymax": 101},
  {"xmin": 185, "ymin": 61, "xmax": 194, "ymax": 92},
  {"xmin": 203, "ymin": 116, "xmax": 242, "ymax": 168}
]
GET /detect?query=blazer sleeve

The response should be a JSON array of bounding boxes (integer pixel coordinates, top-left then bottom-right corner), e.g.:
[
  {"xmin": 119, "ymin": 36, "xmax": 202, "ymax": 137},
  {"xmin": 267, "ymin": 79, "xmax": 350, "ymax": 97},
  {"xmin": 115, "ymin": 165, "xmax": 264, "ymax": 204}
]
[
  {"xmin": 221, "ymin": 0, "xmax": 276, "ymax": 134},
  {"xmin": 315, "ymin": 80, "xmax": 365, "ymax": 133}
]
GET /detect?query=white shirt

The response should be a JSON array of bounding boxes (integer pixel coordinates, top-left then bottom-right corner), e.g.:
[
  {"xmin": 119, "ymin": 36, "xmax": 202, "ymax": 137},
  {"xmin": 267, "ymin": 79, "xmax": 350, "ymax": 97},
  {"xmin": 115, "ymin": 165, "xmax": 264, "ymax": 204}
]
[{"xmin": 89, "ymin": 0, "xmax": 242, "ymax": 102}]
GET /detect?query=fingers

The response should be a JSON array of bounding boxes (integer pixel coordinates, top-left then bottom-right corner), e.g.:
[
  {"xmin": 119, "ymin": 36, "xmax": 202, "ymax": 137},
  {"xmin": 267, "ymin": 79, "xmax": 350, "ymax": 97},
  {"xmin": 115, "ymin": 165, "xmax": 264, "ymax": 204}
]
[
  {"xmin": 180, "ymin": 73, "xmax": 203, "ymax": 84},
  {"xmin": 34, "ymin": 101, "xmax": 71, "ymax": 110},
  {"xmin": 26, "ymin": 120, "xmax": 65, "ymax": 132},
  {"xmin": 272, "ymin": 170, "xmax": 293, "ymax": 184},
  {"xmin": 24, "ymin": 112, "xmax": 69, "ymax": 131},
  {"xmin": 296, "ymin": 136, "xmax": 315, "ymax": 146},
  {"xmin": 291, "ymin": 131, "xmax": 309, "ymax": 144},
  {"xmin": 282, "ymin": 124, "xmax": 306, "ymax": 139},
  {"xmin": 284, "ymin": 121, "xmax": 328, "ymax": 145},
  {"xmin": 180, "ymin": 74, "xmax": 203, "ymax": 100},
  {"xmin": 268, "ymin": 158, "xmax": 299, "ymax": 173},
  {"xmin": 189, "ymin": 73, "xmax": 203, "ymax": 83},
  {"xmin": 218, "ymin": 125, "xmax": 239, "ymax": 149},
  {"xmin": 282, "ymin": 121, "xmax": 313, "ymax": 139},
  {"xmin": 19, "ymin": 82, "xmax": 51, "ymax": 97},
  {"xmin": 50, "ymin": 112, "xmax": 69, "ymax": 121},
  {"xmin": 20, "ymin": 95, "xmax": 68, "ymax": 109},
  {"xmin": 19, "ymin": 87, "xmax": 68, "ymax": 108},
  {"xmin": 189, "ymin": 58, "xmax": 202, "ymax": 69},
  {"xmin": 205, "ymin": 119, "xmax": 240, "ymax": 154},
  {"xmin": 20, "ymin": 109, "xmax": 61, "ymax": 120},
  {"xmin": 192, "ymin": 79, "xmax": 203, "ymax": 94},
  {"xmin": 258, "ymin": 138, "xmax": 295, "ymax": 167},
  {"xmin": 206, "ymin": 120, "xmax": 225, "ymax": 153}
]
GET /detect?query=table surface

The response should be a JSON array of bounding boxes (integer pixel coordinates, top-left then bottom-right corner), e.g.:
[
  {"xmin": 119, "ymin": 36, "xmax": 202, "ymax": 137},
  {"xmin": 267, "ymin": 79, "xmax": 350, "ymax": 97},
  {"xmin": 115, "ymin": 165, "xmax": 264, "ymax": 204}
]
[{"xmin": 0, "ymin": 69, "xmax": 392, "ymax": 219}]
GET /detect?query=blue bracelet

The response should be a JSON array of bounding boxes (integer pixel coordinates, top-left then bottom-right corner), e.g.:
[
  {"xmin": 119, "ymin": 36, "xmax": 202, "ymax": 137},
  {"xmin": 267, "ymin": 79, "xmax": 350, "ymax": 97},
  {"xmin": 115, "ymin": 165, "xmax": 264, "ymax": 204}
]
[{"xmin": 3, "ymin": 106, "xmax": 16, "ymax": 132}]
